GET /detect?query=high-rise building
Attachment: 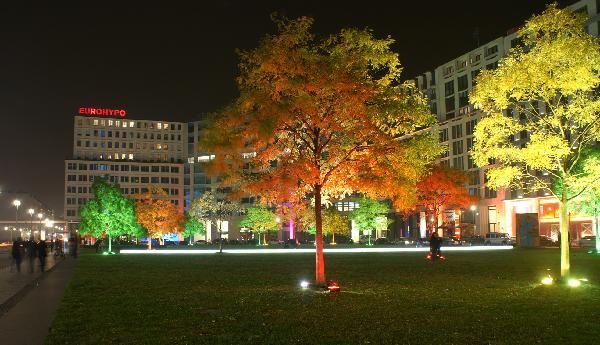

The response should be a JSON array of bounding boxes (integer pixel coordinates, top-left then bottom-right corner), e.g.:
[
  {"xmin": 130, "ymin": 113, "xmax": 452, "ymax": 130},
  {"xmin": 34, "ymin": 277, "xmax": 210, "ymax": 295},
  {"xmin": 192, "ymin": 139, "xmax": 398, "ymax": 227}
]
[
  {"xmin": 64, "ymin": 112, "xmax": 186, "ymax": 226},
  {"xmin": 415, "ymin": 0, "xmax": 599, "ymax": 241}
]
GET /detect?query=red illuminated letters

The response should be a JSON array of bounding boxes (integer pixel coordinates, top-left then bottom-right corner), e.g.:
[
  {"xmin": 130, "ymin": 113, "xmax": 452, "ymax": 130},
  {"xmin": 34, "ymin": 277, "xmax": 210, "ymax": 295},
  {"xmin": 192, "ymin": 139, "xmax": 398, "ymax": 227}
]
[{"xmin": 78, "ymin": 107, "xmax": 127, "ymax": 117}]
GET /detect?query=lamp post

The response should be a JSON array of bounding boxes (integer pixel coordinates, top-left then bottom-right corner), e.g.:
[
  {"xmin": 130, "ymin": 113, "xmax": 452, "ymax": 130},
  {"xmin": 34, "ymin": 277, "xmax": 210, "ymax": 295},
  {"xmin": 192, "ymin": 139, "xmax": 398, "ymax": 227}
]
[
  {"xmin": 28, "ymin": 208, "xmax": 35, "ymax": 240},
  {"xmin": 470, "ymin": 205, "xmax": 477, "ymax": 237},
  {"xmin": 12, "ymin": 199, "xmax": 21, "ymax": 241}
]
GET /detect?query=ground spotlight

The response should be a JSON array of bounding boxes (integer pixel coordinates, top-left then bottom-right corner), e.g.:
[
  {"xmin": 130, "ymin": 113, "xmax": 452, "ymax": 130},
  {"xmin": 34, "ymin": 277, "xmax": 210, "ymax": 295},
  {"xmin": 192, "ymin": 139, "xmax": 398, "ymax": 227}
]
[
  {"xmin": 326, "ymin": 280, "xmax": 340, "ymax": 292},
  {"xmin": 541, "ymin": 276, "xmax": 553, "ymax": 285},
  {"xmin": 567, "ymin": 279, "xmax": 582, "ymax": 288},
  {"xmin": 300, "ymin": 280, "xmax": 310, "ymax": 289}
]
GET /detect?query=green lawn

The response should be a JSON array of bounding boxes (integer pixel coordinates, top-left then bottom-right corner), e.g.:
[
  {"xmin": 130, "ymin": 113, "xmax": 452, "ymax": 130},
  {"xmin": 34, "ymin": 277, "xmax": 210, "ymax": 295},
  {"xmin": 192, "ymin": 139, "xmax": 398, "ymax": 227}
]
[{"xmin": 47, "ymin": 249, "xmax": 600, "ymax": 345}]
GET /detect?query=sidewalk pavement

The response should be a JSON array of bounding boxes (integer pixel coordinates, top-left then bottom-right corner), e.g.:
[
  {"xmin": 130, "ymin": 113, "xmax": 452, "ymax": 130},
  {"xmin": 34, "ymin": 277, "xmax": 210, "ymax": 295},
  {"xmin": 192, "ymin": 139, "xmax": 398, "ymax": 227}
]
[{"xmin": 0, "ymin": 255, "xmax": 76, "ymax": 345}]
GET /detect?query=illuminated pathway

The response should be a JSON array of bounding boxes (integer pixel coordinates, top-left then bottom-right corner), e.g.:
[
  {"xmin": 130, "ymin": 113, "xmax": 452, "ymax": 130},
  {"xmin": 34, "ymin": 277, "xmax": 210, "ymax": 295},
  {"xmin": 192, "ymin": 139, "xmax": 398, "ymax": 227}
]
[{"xmin": 120, "ymin": 246, "xmax": 513, "ymax": 254}]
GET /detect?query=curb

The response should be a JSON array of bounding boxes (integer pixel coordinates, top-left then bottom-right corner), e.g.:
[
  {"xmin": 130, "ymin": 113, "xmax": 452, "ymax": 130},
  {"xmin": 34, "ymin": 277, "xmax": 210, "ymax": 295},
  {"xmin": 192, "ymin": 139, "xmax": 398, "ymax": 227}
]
[{"xmin": 0, "ymin": 258, "xmax": 66, "ymax": 317}]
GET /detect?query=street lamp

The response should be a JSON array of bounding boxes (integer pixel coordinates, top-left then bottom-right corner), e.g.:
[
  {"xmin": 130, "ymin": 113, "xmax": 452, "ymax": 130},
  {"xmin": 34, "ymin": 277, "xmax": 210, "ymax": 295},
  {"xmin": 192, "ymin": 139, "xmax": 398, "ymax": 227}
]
[
  {"xmin": 28, "ymin": 208, "xmax": 35, "ymax": 240},
  {"xmin": 12, "ymin": 199, "xmax": 21, "ymax": 241},
  {"xmin": 470, "ymin": 205, "xmax": 477, "ymax": 237}
]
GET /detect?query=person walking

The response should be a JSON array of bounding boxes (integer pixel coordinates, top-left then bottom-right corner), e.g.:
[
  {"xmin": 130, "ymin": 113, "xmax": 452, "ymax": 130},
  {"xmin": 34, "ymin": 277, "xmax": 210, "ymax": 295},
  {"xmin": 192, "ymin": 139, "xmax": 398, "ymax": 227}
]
[
  {"xmin": 49, "ymin": 239, "xmax": 54, "ymax": 253},
  {"xmin": 11, "ymin": 238, "xmax": 24, "ymax": 272},
  {"xmin": 27, "ymin": 239, "xmax": 37, "ymax": 273},
  {"xmin": 37, "ymin": 240, "xmax": 48, "ymax": 272}
]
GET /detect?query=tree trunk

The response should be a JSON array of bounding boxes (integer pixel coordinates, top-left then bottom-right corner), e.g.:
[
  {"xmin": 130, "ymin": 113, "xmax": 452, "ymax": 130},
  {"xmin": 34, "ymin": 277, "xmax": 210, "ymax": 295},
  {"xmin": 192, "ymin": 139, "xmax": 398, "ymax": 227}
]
[
  {"xmin": 258, "ymin": 230, "xmax": 261, "ymax": 246},
  {"xmin": 189, "ymin": 236, "xmax": 192, "ymax": 246},
  {"xmin": 331, "ymin": 231, "xmax": 335, "ymax": 244},
  {"xmin": 108, "ymin": 234, "xmax": 112, "ymax": 253},
  {"xmin": 148, "ymin": 236, "xmax": 152, "ymax": 250},
  {"xmin": 595, "ymin": 208, "xmax": 600, "ymax": 252},
  {"xmin": 263, "ymin": 232, "xmax": 267, "ymax": 245},
  {"xmin": 218, "ymin": 222, "xmax": 223, "ymax": 254},
  {"xmin": 314, "ymin": 184, "xmax": 326, "ymax": 285},
  {"xmin": 559, "ymin": 187, "xmax": 570, "ymax": 277}
]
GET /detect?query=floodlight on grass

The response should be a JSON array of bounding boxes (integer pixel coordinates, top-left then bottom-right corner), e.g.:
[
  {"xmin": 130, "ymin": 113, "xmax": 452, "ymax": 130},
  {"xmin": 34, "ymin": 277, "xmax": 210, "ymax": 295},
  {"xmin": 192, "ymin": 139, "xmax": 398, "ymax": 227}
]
[
  {"xmin": 300, "ymin": 280, "xmax": 310, "ymax": 289},
  {"xmin": 567, "ymin": 279, "xmax": 582, "ymax": 288}
]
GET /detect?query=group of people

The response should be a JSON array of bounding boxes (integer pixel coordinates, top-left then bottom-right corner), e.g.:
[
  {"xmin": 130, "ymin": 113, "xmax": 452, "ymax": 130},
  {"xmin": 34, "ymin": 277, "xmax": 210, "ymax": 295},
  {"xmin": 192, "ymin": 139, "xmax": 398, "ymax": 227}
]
[{"xmin": 11, "ymin": 238, "xmax": 50, "ymax": 272}]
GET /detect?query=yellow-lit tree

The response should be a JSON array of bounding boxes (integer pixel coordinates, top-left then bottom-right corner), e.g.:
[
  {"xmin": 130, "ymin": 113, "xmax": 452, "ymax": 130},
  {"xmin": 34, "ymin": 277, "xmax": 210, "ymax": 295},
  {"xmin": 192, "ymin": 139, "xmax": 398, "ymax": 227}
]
[
  {"xmin": 471, "ymin": 4, "xmax": 600, "ymax": 277},
  {"xmin": 135, "ymin": 186, "xmax": 183, "ymax": 250}
]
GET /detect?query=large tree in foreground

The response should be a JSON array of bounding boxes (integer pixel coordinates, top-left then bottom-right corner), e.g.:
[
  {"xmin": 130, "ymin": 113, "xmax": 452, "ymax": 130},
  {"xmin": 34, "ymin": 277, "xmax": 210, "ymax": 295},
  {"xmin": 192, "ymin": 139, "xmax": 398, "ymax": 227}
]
[
  {"xmin": 135, "ymin": 186, "xmax": 183, "ymax": 250},
  {"xmin": 79, "ymin": 177, "xmax": 141, "ymax": 253},
  {"xmin": 202, "ymin": 16, "xmax": 441, "ymax": 284},
  {"xmin": 471, "ymin": 4, "xmax": 600, "ymax": 277},
  {"xmin": 416, "ymin": 165, "xmax": 478, "ymax": 236}
]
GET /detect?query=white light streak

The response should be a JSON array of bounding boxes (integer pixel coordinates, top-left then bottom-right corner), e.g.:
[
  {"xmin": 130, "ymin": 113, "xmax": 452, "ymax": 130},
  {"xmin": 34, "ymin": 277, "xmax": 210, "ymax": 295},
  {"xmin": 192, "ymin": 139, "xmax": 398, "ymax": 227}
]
[{"xmin": 120, "ymin": 246, "xmax": 514, "ymax": 255}]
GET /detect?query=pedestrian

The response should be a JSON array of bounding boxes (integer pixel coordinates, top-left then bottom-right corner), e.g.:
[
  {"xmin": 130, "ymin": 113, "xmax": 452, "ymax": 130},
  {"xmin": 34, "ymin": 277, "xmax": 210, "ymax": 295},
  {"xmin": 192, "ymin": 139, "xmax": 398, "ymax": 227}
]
[
  {"xmin": 11, "ymin": 238, "xmax": 24, "ymax": 272},
  {"xmin": 49, "ymin": 239, "xmax": 54, "ymax": 253},
  {"xmin": 69, "ymin": 237, "xmax": 78, "ymax": 258},
  {"xmin": 429, "ymin": 232, "xmax": 443, "ymax": 260},
  {"xmin": 27, "ymin": 238, "xmax": 37, "ymax": 273},
  {"xmin": 37, "ymin": 240, "xmax": 47, "ymax": 272},
  {"xmin": 94, "ymin": 238, "xmax": 102, "ymax": 253}
]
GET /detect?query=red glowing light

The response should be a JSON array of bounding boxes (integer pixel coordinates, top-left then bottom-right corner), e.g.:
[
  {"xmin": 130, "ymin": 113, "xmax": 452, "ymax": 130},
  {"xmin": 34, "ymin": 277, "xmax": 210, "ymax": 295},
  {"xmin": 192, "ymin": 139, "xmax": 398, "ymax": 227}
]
[
  {"xmin": 79, "ymin": 107, "xmax": 127, "ymax": 117},
  {"xmin": 326, "ymin": 280, "xmax": 340, "ymax": 292}
]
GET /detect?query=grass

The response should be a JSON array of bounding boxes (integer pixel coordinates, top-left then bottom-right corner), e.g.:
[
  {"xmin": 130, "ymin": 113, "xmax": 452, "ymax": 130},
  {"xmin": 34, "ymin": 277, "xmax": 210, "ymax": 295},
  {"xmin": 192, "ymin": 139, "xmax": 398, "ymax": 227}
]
[{"xmin": 47, "ymin": 248, "xmax": 600, "ymax": 345}]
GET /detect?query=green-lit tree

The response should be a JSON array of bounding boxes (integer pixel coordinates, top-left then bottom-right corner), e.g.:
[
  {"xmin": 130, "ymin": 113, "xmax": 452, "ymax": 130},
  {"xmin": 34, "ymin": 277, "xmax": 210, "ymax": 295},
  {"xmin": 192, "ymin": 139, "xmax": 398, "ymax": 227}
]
[
  {"xmin": 189, "ymin": 191, "xmax": 242, "ymax": 253},
  {"xmin": 79, "ymin": 177, "xmax": 142, "ymax": 253},
  {"xmin": 555, "ymin": 148, "xmax": 600, "ymax": 253},
  {"xmin": 182, "ymin": 212, "xmax": 206, "ymax": 245},
  {"xmin": 349, "ymin": 198, "xmax": 391, "ymax": 245},
  {"xmin": 239, "ymin": 206, "xmax": 279, "ymax": 245},
  {"xmin": 470, "ymin": 5, "xmax": 600, "ymax": 277},
  {"xmin": 299, "ymin": 207, "xmax": 350, "ymax": 244}
]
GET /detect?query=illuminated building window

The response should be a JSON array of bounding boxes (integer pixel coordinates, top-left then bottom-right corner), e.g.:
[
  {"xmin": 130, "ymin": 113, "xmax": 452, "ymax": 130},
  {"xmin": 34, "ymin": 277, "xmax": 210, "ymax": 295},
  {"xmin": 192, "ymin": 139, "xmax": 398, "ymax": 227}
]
[
  {"xmin": 164, "ymin": 123, "xmax": 169, "ymax": 129},
  {"xmin": 93, "ymin": 119, "xmax": 99, "ymax": 126},
  {"xmin": 188, "ymin": 157, "xmax": 194, "ymax": 163},
  {"xmin": 108, "ymin": 119, "xmax": 114, "ymax": 126},
  {"xmin": 100, "ymin": 119, "xmax": 105, "ymax": 126},
  {"xmin": 115, "ymin": 120, "xmax": 121, "ymax": 127},
  {"xmin": 129, "ymin": 153, "xmax": 134, "ymax": 160},
  {"xmin": 336, "ymin": 201, "xmax": 359, "ymax": 212},
  {"xmin": 121, "ymin": 153, "xmax": 126, "ymax": 160},
  {"xmin": 157, "ymin": 122, "xmax": 162, "ymax": 129}
]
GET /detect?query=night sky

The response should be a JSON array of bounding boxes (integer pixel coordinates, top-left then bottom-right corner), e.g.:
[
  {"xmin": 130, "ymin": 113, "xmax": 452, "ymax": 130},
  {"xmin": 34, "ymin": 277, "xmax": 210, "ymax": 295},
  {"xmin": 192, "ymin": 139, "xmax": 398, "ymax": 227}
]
[{"xmin": 0, "ymin": 0, "xmax": 575, "ymax": 215}]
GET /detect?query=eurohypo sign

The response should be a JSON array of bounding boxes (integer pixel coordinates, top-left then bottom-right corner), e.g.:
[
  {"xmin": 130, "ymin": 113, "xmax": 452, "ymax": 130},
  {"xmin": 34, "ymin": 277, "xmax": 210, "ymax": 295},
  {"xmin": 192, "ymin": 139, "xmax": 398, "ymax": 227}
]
[{"xmin": 78, "ymin": 107, "xmax": 127, "ymax": 117}]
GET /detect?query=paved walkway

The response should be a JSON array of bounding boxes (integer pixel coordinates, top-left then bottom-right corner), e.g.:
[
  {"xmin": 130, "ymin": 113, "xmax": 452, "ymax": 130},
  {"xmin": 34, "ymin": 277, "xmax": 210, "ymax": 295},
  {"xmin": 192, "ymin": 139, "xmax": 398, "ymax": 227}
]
[{"xmin": 0, "ymin": 254, "xmax": 76, "ymax": 345}]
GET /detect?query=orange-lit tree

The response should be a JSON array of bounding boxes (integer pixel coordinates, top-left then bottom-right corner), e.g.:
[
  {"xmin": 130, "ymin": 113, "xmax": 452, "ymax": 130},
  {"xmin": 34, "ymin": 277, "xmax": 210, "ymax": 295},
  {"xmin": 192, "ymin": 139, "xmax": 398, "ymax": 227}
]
[
  {"xmin": 416, "ymin": 165, "xmax": 478, "ymax": 237},
  {"xmin": 135, "ymin": 186, "xmax": 183, "ymax": 250},
  {"xmin": 201, "ymin": 16, "xmax": 441, "ymax": 285}
]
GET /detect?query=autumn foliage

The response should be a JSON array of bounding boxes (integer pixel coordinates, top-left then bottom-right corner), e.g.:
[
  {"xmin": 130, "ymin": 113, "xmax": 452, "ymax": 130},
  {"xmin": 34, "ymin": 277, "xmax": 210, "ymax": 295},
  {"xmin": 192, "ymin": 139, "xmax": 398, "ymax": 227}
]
[
  {"xmin": 416, "ymin": 165, "xmax": 478, "ymax": 235},
  {"xmin": 135, "ymin": 186, "xmax": 183, "ymax": 249},
  {"xmin": 201, "ymin": 16, "xmax": 441, "ymax": 284}
]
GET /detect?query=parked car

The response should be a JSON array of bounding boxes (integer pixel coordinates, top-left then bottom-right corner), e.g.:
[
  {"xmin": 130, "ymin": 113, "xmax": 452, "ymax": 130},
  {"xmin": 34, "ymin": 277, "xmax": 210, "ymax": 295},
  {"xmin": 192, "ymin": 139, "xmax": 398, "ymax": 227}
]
[
  {"xmin": 579, "ymin": 236, "xmax": 597, "ymax": 248},
  {"xmin": 463, "ymin": 236, "xmax": 484, "ymax": 246},
  {"xmin": 374, "ymin": 237, "xmax": 391, "ymax": 245},
  {"xmin": 484, "ymin": 232, "xmax": 513, "ymax": 245},
  {"xmin": 442, "ymin": 236, "xmax": 466, "ymax": 246},
  {"xmin": 539, "ymin": 235, "xmax": 558, "ymax": 247},
  {"xmin": 394, "ymin": 237, "xmax": 416, "ymax": 247},
  {"xmin": 211, "ymin": 238, "xmax": 228, "ymax": 245}
]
